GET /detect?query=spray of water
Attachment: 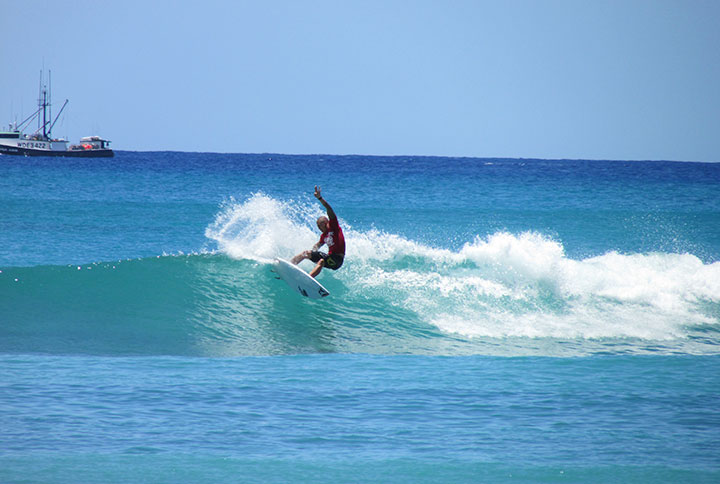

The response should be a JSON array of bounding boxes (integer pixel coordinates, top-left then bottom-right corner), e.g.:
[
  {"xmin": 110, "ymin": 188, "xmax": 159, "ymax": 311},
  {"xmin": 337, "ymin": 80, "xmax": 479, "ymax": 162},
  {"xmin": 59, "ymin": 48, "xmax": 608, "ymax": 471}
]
[{"xmin": 206, "ymin": 194, "xmax": 720, "ymax": 342}]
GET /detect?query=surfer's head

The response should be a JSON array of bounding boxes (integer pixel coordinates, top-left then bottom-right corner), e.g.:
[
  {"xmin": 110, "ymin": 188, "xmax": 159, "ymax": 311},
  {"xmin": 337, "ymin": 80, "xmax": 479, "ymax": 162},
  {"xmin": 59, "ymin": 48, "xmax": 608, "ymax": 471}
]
[{"xmin": 317, "ymin": 216, "xmax": 329, "ymax": 233}]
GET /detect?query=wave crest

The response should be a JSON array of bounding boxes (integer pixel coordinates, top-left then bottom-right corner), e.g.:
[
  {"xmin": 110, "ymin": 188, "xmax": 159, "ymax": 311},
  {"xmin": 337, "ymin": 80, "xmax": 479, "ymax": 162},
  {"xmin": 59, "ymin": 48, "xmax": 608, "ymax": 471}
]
[{"xmin": 205, "ymin": 195, "xmax": 720, "ymax": 346}]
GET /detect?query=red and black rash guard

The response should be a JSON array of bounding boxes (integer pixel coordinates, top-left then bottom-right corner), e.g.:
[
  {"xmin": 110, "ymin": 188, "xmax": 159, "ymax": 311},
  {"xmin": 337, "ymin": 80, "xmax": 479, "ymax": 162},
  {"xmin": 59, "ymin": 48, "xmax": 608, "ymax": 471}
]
[{"xmin": 319, "ymin": 216, "xmax": 345, "ymax": 255}]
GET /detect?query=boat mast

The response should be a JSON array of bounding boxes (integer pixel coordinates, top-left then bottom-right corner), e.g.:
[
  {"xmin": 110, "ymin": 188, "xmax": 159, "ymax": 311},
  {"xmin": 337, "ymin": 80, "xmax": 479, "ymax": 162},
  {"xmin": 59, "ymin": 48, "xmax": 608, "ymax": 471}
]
[
  {"xmin": 34, "ymin": 70, "xmax": 54, "ymax": 139},
  {"xmin": 48, "ymin": 70, "xmax": 52, "ymax": 138},
  {"xmin": 42, "ymin": 87, "xmax": 48, "ymax": 138},
  {"xmin": 37, "ymin": 71, "xmax": 42, "ymax": 136}
]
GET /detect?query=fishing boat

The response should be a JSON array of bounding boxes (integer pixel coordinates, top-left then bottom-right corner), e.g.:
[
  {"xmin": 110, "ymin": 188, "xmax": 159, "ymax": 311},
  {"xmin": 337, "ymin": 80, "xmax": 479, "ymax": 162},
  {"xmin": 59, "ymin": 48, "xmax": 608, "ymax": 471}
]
[{"xmin": 0, "ymin": 72, "xmax": 113, "ymax": 157}]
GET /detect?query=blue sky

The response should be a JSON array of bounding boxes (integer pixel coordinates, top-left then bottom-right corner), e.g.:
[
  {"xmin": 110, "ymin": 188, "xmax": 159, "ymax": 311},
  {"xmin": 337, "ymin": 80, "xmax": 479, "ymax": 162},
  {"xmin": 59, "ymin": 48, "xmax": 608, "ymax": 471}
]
[{"xmin": 2, "ymin": 0, "xmax": 719, "ymax": 161}]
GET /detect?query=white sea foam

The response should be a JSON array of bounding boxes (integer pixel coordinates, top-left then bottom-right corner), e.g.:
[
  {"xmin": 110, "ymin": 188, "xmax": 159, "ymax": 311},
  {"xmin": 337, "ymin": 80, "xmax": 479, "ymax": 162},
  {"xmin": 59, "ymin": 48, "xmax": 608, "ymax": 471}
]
[
  {"xmin": 206, "ymin": 194, "xmax": 720, "ymax": 342},
  {"xmin": 205, "ymin": 193, "xmax": 322, "ymax": 262},
  {"xmin": 348, "ymin": 228, "xmax": 720, "ymax": 340}
]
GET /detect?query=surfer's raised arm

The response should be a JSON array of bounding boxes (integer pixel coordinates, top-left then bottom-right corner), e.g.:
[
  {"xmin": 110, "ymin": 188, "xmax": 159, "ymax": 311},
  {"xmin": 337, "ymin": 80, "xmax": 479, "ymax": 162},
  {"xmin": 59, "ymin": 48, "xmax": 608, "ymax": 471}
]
[
  {"xmin": 290, "ymin": 186, "xmax": 346, "ymax": 278},
  {"xmin": 314, "ymin": 186, "xmax": 337, "ymax": 220}
]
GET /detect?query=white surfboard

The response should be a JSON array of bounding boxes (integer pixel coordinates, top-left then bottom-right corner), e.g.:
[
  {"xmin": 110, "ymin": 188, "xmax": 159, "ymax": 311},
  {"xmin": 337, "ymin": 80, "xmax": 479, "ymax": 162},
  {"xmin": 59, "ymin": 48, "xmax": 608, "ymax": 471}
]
[{"xmin": 273, "ymin": 258, "xmax": 330, "ymax": 299}]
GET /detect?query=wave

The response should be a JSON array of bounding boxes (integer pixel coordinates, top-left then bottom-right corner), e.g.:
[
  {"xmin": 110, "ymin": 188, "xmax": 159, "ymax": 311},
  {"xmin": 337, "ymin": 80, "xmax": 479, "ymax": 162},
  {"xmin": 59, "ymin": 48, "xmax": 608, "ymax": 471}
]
[{"xmin": 2, "ymin": 194, "xmax": 719, "ymax": 357}]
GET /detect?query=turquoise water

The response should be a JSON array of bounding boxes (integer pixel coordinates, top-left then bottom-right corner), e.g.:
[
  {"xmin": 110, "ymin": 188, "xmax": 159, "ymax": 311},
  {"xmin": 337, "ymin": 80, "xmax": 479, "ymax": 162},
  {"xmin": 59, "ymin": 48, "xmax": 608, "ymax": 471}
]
[{"xmin": 1, "ymin": 153, "xmax": 719, "ymax": 482}]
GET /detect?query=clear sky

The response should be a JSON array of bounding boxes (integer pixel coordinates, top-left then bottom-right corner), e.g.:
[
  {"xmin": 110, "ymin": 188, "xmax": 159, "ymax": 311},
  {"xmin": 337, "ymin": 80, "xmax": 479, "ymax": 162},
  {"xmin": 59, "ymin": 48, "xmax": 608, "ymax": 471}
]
[{"xmin": 2, "ymin": 0, "xmax": 719, "ymax": 161}]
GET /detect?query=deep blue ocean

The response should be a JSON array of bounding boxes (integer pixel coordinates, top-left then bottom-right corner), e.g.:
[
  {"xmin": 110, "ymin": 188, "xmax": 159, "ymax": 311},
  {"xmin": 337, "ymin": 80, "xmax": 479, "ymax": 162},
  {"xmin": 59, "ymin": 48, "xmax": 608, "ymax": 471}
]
[{"xmin": 1, "ymin": 152, "xmax": 719, "ymax": 483}]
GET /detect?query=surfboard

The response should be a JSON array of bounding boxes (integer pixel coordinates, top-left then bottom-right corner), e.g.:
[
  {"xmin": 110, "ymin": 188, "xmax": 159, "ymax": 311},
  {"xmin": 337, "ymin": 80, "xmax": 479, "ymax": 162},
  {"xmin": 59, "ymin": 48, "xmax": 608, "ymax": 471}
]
[{"xmin": 273, "ymin": 258, "xmax": 330, "ymax": 299}]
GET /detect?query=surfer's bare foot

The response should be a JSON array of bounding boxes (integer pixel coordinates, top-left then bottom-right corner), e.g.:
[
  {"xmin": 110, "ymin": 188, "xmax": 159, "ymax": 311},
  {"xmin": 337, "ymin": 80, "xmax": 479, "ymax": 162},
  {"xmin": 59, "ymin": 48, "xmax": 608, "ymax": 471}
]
[{"xmin": 290, "ymin": 251, "xmax": 310, "ymax": 265}]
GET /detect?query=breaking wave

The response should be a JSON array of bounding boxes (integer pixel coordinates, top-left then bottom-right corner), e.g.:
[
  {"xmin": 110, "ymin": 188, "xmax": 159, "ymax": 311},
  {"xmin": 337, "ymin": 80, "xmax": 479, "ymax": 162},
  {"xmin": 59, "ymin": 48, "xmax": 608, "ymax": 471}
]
[{"xmin": 2, "ymin": 194, "xmax": 719, "ymax": 357}]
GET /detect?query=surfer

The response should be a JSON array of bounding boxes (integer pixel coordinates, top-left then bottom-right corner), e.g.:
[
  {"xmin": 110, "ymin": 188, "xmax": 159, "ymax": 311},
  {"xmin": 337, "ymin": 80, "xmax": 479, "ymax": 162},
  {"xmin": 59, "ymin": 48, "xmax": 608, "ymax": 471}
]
[{"xmin": 290, "ymin": 186, "xmax": 346, "ymax": 278}]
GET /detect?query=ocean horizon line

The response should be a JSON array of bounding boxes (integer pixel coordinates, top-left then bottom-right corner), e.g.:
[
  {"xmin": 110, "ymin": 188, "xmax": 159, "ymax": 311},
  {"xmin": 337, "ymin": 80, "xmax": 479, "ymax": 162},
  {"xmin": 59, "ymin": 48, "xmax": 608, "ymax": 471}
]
[{"xmin": 105, "ymin": 149, "xmax": 718, "ymax": 165}]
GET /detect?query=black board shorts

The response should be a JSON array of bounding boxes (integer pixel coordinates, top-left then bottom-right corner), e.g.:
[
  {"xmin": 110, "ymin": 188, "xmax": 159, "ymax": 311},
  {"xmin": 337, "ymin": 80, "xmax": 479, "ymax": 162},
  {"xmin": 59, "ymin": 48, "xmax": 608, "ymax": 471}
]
[{"xmin": 310, "ymin": 251, "xmax": 344, "ymax": 270}]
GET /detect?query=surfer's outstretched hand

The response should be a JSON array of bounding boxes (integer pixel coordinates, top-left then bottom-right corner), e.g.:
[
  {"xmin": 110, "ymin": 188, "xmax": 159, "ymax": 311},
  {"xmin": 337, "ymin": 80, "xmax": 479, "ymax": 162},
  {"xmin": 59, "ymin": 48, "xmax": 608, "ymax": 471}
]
[{"xmin": 314, "ymin": 186, "xmax": 322, "ymax": 199}]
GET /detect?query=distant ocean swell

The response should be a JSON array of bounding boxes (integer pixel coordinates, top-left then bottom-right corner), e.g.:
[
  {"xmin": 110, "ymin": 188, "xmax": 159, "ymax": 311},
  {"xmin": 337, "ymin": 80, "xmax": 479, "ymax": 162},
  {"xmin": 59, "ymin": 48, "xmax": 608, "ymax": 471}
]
[{"xmin": 2, "ymin": 194, "xmax": 719, "ymax": 357}]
